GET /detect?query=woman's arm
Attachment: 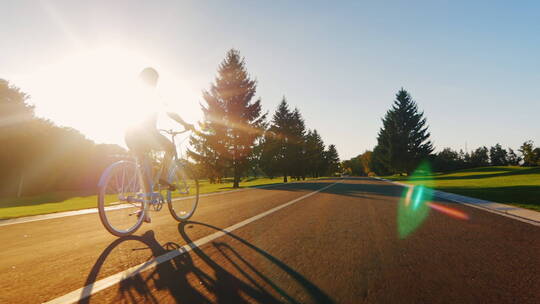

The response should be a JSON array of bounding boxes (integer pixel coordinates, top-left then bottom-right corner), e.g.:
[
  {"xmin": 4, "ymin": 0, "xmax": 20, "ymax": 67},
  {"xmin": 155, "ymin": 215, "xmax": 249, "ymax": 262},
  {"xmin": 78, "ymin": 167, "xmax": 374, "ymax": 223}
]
[{"xmin": 167, "ymin": 112, "xmax": 194, "ymax": 130}]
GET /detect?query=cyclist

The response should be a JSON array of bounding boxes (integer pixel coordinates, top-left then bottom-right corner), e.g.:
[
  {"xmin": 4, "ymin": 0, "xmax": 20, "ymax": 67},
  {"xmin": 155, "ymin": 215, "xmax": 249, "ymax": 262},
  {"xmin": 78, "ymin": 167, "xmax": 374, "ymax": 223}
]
[{"xmin": 125, "ymin": 67, "xmax": 194, "ymax": 196}]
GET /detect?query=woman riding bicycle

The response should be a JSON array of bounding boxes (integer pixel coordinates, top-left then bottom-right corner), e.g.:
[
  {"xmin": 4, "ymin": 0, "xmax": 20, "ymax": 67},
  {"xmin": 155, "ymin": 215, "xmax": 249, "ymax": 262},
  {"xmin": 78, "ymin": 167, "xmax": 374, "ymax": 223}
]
[{"xmin": 125, "ymin": 67, "xmax": 194, "ymax": 192}]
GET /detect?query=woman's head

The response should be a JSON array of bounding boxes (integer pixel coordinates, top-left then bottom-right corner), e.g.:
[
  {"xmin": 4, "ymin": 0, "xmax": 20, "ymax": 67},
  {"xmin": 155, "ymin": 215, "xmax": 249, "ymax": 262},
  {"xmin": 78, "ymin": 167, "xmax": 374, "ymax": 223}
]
[{"xmin": 139, "ymin": 67, "xmax": 159, "ymax": 87}]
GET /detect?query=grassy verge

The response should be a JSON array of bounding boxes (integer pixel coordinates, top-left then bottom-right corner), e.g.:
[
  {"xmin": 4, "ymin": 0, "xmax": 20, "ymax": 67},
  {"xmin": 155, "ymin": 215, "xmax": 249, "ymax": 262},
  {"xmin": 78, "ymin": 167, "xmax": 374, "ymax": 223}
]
[
  {"xmin": 0, "ymin": 177, "xmax": 322, "ymax": 219},
  {"xmin": 385, "ymin": 166, "xmax": 540, "ymax": 212}
]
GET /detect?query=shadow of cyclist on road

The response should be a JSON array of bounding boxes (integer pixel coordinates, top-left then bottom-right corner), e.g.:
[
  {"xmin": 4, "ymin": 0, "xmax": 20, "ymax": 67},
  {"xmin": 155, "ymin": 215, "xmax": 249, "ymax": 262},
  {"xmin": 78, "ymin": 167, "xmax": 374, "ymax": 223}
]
[
  {"xmin": 81, "ymin": 227, "xmax": 333, "ymax": 303},
  {"xmin": 80, "ymin": 230, "xmax": 210, "ymax": 304},
  {"xmin": 177, "ymin": 221, "xmax": 333, "ymax": 304}
]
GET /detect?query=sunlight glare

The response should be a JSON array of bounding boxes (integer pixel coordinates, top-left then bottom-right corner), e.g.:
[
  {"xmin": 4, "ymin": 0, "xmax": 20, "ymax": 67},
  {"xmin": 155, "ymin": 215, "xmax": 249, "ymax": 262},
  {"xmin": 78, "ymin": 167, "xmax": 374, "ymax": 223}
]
[{"xmin": 16, "ymin": 46, "xmax": 200, "ymax": 147}]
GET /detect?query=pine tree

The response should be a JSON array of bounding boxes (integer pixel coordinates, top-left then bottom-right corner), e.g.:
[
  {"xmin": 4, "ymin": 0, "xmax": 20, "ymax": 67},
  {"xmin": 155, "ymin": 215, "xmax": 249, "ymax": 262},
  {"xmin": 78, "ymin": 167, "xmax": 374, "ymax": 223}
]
[
  {"xmin": 373, "ymin": 88, "xmax": 434, "ymax": 175},
  {"xmin": 260, "ymin": 99, "xmax": 290, "ymax": 181},
  {"xmin": 323, "ymin": 144, "xmax": 340, "ymax": 176},
  {"xmin": 188, "ymin": 80, "xmax": 228, "ymax": 183},
  {"xmin": 288, "ymin": 108, "xmax": 307, "ymax": 180},
  {"xmin": 305, "ymin": 129, "xmax": 326, "ymax": 177},
  {"xmin": 189, "ymin": 49, "xmax": 266, "ymax": 188},
  {"xmin": 258, "ymin": 133, "xmax": 279, "ymax": 179},
  {"xmin": 259, "ymin": 98, "xmax": 306, "ymax": 182}
]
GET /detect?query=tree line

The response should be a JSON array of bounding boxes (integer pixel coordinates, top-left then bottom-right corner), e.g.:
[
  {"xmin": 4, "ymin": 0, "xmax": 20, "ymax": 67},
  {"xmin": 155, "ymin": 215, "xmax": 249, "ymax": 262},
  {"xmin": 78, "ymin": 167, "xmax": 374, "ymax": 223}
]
[
  {"xmin": 427, "ymin": 141, "xmax": 539, "ymax": 172},
  {"xmin": 0, "ymin": 79, "xmax": 126, "ymax": 197},
  {"xmin": 342, "ymin": 88, "xmax": 540, "ymax": 176},
  {"xmin": 0, "ymin": 49, "xmax": 340, "ymax": 198},
  {"xmin": 189, "ymin": 49, "xmax": 340, "ymax": 187}
]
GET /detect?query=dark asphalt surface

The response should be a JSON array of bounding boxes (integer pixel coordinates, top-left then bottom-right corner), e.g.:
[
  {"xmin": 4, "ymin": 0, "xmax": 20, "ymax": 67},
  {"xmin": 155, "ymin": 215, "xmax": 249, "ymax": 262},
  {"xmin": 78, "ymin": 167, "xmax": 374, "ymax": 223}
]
[{"xmin": 0, "ymin": 177, "xmax": 538, "ymax": 303}]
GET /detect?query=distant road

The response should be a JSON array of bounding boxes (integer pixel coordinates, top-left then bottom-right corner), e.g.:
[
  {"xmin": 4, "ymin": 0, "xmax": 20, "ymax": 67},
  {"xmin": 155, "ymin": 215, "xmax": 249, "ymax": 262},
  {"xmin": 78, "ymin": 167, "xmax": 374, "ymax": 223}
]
[{"xmin": 0, "ymin": 178, "xmax": 538, "ymax": 303}]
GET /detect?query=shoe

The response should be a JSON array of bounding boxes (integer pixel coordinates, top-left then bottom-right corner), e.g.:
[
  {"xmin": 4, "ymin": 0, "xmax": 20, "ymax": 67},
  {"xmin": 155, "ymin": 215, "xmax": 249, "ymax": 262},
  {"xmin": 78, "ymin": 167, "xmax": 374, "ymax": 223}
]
[{"xmin": 159, "ymin": 179, "xmax": 177, "ymax": 191}]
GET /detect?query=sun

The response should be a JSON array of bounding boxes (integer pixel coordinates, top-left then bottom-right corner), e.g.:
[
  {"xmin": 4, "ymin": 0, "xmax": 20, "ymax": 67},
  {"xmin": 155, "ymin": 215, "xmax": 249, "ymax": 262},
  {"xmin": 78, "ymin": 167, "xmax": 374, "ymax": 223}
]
[{"xmin": 19, "ymin": 46, "xmax": 200, "ymax": 147}]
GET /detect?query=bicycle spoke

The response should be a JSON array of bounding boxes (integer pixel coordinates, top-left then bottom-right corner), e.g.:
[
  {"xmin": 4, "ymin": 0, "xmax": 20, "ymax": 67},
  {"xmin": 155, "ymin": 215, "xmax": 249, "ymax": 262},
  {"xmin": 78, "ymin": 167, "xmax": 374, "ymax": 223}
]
[
  {"xmin": 120, "ymin": 165, "xmax": 126, "ymax": 195},
  {"xmin": 115, "ymin": 169, "xmax": 121, "ymax": 193}
]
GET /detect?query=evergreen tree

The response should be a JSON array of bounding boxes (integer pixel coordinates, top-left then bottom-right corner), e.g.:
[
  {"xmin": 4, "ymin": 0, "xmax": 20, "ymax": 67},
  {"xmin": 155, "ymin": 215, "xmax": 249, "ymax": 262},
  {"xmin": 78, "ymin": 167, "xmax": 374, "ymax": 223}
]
[
  {"xmin": 259, "ymin": 98, "xmax": 306, "ymax": 182},
  {"xmin": 373, "ymin": 88, "xmax": 434, "ymax": 175},
  {"xmin": 289, "ymin": 108, "xmax": 307, "ymax": 180},
  {"xmin": 189, "ymin": 49, "xmax": 266, "ymax": 188},
  {"xmin": 305, "ymin": 129, "xmax": 326, "ymax": 177},
  {"xmin": 258, "ymin": 133, "xmax": 279, "ymax": 179},
  {"xmin": 371, "ymin": 145, "xmax": 390, "ymax": 175},
  {"xmin": 259, "ymin": 99, "xmax": 291, "ymax": 181},
  {"xmin": 323, "ymin": 144, "xmax": 340, "ymax": 175},
  {"xmin": 188, "ymin": 82, "xmax": 228, "ymax": 183}
]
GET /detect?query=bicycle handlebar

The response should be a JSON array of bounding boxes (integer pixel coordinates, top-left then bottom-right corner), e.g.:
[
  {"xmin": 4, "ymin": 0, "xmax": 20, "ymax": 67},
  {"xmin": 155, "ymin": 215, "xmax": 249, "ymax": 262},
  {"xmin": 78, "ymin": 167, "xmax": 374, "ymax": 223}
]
[{"xmin": 159, "ymin": 129, "xmax": 191, "ymax": 137}]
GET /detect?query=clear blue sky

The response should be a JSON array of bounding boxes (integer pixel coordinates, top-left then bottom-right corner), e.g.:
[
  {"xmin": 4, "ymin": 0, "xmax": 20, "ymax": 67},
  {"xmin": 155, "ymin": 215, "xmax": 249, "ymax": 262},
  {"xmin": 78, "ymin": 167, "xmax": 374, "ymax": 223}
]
[{"xmin": 2, "ymin": 0, "xmax": 539, "ymax": 159}]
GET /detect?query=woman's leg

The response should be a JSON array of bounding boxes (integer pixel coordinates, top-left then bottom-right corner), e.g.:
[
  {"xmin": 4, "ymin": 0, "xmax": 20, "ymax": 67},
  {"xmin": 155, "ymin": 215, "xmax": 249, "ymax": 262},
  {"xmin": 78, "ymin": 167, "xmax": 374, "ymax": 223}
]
[
  {"xmin": 154, "ymin": 132, "xmax": 177, "ymax": 184},
  {"xmin": 125, "ymin": 129, "xmax": 152, "ymax": 192},
  {"xmin": 124, "ymin": 129, "xmax": 152, "ymax": 222}
]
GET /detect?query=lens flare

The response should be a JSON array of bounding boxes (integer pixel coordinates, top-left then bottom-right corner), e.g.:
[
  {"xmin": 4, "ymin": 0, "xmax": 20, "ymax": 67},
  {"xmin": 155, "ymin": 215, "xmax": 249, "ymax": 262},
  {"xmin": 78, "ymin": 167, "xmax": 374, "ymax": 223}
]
[
  {"xmin": 427, "ymin": 202, "xmax": 470, "ymax": 221},
  {"xmin": 404, "ymin": 187, "xmax": 413, "ymax": 207},
  {"xmin": 397, "ymin": 161, "xmax": 469, "ymax": 239},
  {"xmin": 412, "ymin": 186, "xmax": 424, "ymax": 210},
  {"xmin": 398, "ymin": 184, "xmax": 431, "ymax": 239}
]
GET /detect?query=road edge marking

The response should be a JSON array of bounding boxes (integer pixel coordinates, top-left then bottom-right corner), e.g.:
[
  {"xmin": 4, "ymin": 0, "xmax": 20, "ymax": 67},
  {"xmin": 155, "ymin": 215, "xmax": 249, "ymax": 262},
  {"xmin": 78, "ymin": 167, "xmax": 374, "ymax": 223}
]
[
  {"xmin": 43, "ymin": 181, "xmax": 339, "ymax": 304},
  {"xmin": 0, "ymin": 179, "xmax": 329, "ymax": 227}
]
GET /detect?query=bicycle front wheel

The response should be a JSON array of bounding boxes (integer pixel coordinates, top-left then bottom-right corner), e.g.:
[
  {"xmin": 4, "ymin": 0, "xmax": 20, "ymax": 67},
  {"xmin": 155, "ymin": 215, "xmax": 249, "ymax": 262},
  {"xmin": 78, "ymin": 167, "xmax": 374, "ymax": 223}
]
[
  {"xmin": 98, "ymin": 160, "xmax": 146, "ymax": 236},
  {"xmin": 167, "ymin": 162, "xmax": 199, "ymax": 221}
]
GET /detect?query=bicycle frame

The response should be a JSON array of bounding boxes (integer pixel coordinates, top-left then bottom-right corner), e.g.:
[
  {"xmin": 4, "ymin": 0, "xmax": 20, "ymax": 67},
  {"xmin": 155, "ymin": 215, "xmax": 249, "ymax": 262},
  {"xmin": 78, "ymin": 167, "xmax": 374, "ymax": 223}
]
[
  {"xmin": 97, "ymin": 129, "xmax": 189, "ymax": 207},
  {"xmin": 97, "ymin": 127, "xmax": 199, "ymax": 236},
  {"xmin": 135, "ymin": 128, "xmax": 190, "ymax": 204}
]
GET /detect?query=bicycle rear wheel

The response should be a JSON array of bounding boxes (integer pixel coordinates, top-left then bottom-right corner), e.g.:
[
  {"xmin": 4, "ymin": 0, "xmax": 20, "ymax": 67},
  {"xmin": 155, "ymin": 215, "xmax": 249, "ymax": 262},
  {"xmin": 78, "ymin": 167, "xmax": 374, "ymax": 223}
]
[
  {"xmin": 98, "ymin": 161, "xmax": 146, "ymax": 236},
  {"xmin": 167, "ymin": 162, "xmax": 199, "ymax": 221}
]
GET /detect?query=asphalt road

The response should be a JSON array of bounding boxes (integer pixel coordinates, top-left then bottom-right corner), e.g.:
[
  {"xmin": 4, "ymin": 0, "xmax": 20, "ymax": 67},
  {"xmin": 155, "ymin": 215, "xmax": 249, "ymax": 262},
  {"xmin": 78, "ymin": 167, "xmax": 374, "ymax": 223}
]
[{"xmin": 0, "ymin": 178, "xmax": 538, "ymax": 304}]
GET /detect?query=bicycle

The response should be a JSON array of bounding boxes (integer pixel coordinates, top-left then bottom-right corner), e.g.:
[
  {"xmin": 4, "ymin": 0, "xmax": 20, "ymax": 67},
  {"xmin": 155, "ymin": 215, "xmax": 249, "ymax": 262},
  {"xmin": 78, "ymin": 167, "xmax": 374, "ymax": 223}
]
[{"xmin": 97, "ymin": 129, "xmax": 199, "ymax": 237}]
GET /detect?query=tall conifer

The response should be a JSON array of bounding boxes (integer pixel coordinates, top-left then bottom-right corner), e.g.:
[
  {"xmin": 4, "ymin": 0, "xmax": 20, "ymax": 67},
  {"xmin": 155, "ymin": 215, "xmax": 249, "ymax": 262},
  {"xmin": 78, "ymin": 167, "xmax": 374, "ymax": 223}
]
[
  {"xmin": 189, "ymin": 49, "xmax": 266, "ymax": 187},
  {"xmin": 373, "ymin": 89, "xmax": 433, "ymax": 174}
]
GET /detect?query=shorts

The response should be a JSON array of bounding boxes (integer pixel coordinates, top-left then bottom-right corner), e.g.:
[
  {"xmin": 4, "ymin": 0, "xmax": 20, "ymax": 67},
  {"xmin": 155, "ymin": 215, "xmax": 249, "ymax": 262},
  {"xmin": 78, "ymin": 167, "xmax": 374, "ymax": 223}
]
[{"xmin": 125, "ymin": 127, "xmax": 175, "ymax": 155}]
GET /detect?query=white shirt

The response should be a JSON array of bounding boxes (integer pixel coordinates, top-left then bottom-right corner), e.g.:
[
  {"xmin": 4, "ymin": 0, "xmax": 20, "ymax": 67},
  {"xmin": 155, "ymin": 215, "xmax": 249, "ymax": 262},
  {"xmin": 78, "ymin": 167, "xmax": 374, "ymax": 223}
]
[{"xmin": 128, "ymin": 85, "xmax": 176, "ymax": 132}]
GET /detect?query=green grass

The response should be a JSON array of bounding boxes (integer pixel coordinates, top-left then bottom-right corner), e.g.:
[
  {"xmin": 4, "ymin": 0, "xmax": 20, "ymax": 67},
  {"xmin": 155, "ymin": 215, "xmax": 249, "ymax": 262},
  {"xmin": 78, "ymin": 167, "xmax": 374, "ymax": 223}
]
[
  {"xmin": 385, "ymin": 166, "xmax": 540, "ymax": 211},
  {"xmin": 0, "ymin": 177, "xmax": 319, "ymax": 220}
]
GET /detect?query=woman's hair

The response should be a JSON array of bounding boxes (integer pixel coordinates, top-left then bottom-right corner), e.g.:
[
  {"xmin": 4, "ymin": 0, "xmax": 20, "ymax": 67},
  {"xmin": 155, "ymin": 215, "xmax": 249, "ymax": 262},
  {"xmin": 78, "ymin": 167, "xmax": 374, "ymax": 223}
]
[{"xmin": 139, "ymin": 67, "xmax": 159, "ymax": 87}]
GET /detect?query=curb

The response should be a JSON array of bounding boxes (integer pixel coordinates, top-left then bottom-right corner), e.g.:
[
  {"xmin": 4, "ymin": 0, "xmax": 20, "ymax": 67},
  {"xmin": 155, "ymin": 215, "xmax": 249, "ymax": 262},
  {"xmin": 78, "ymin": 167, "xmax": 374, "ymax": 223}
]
[{"xmin": 372, "ymin": 177, "xmax": 540, "ymax": 227}]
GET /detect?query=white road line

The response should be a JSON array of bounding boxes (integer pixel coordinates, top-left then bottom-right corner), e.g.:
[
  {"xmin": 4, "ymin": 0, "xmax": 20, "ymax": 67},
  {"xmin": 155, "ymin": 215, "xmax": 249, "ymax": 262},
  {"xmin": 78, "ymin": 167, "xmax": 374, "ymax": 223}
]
[
  {"xmin": 44, "ymin": 181, "xmax": 339, "ymax": 304},
  {"xmin": 371, "ymin": 177, "xmax": 540, "ymax": 227},
  {"xmin": 0, "ymin": 181, "xmax": 303, "ymax": 227}
]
